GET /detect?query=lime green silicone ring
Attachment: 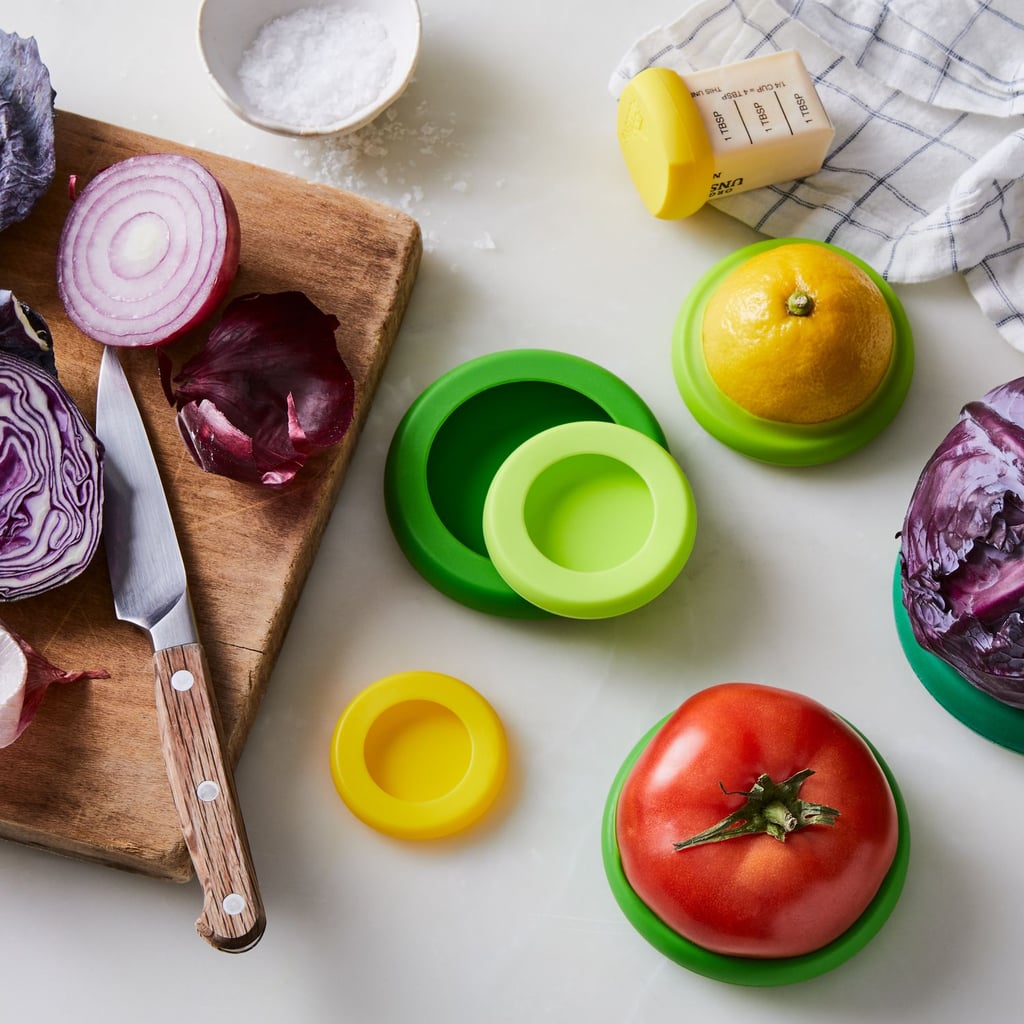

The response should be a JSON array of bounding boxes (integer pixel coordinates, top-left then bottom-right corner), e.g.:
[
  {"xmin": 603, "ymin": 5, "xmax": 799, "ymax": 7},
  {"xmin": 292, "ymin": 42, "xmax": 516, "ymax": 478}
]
[
  {"xmin": 482, "ymin": 421, "xmax": 697, "ymax": 619},
  {"xmin": 672, "ymin": 238, "xmax": 914, "ymax": 467},
  {"xmin": 601, "ymin": 714, "xmax": 910, "ymax": 987},
  {"xmin": 384, "ymin": 349, "xmax": 668, "ymax": 618},
  {"xmin": 892, "ymin": 554, "xmax": 1024, "ymax": 752}
]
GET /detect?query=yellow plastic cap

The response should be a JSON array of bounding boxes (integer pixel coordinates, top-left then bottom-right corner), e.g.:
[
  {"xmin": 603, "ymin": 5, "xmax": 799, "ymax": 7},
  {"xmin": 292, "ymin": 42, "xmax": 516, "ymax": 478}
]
[
  {"xmin": 330, "ymin": 671, "xmax": 508, "ymax": 840},
  {"xmin": 616, "ymin": 67, "xmax": 714, "ymax": 219}
]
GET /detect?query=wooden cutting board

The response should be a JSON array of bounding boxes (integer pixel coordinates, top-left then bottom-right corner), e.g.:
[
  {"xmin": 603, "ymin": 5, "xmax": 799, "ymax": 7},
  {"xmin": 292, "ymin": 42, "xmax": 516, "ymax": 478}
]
[{"xmin": 0, "ymin": 112, "xmax": 421, "ymax": 880}]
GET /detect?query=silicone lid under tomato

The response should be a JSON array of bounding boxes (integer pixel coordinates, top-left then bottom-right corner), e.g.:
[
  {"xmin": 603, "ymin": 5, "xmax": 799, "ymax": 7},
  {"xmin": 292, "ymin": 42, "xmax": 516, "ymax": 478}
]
[
  {"xmin": 330, "ymin": 671, "xmax": 508, "ymax": 840},
  {"xmin": 616, "ymin": 67, "xmax": 715, "ymax": 219},
  {"xmin": 672, "ymin": 238, "xmax": 915, "ymax": 466},
  {"xmin": 891, "ymin": 556, "xmax": 1024, "ymax": 753},
  {"xmin": 384, "ymin": 349, "xmax": 669, "ymax": 618},
  {"xmin": 601, "ymin": 714, "xmax": 910, "ymax": 987},
  {"xmin": 482, "ymin": 421, "xmax": 697, "ymax": 619}
]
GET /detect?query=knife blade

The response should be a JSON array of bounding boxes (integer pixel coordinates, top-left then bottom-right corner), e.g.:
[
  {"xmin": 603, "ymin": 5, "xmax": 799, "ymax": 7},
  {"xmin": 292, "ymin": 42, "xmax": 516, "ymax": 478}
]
[{"xmin": 96, "ymin": 345, "xmax": 265, "ymax": 953}]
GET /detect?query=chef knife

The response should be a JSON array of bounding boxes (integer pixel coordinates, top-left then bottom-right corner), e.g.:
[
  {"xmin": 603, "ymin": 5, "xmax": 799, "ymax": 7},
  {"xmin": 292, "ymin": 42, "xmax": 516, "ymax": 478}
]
[{"xmin": 95, "ymin": 345, "xmax": 265, "ymax": 953}]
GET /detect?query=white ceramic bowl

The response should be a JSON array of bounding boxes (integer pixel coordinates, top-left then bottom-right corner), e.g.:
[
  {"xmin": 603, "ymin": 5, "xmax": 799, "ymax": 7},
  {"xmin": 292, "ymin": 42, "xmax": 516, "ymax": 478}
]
[{"xmin": 197, "ymin": 0, "xmax": 422, "ymax": 138}]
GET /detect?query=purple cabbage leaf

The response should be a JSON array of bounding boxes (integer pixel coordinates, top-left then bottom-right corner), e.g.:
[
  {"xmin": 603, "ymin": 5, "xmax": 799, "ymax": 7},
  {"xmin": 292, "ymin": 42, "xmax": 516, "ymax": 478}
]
[
  {"xmin": 159, "ymin": 291, "xmax": 356, "ymax": 487},
  {"xmin": 0, "ymin": 288, "xmax": 55, "ymax": 375}
]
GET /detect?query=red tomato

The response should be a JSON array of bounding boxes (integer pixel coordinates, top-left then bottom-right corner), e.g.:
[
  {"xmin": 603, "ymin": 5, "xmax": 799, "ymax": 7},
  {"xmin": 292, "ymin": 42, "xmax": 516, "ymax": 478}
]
[{"xmin": 615, "ymin": 683, "xmax": 899, "ymax": 959}]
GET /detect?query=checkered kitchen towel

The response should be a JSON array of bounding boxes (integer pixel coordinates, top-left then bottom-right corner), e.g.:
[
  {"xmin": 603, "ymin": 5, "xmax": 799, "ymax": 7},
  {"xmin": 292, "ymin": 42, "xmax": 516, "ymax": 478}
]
[{"xmin": 610, "ymin": 0, "xmax": 1024, "ymax": 349}]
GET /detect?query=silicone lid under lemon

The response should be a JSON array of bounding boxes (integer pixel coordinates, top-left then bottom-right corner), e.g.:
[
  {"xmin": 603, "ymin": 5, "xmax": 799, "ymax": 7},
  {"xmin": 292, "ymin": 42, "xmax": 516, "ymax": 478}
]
[
  {"xmin": 673, "ymin": 238, "xmax": 914, "ymax": 466},
  {"xmin": 601, "ymin": 714, "xmax": 910, "ymax": 987},
  {"xmin": 617, "ymin": 67, "xmax": 715, "ymax": 219},
  {"xmin": 384, "ymin": 349, "xmax": 669, "ymax": 619},
  {"xmin": 330, "ymin": 671, "xmax": 508, "ymax": 840},
  {"xmin": 482, "ymin": 421, "xmax": 697, "ymax": 619},
  {"xmin": 891, "ymin": 556, "xmax": 1024, "ymax": 753}
]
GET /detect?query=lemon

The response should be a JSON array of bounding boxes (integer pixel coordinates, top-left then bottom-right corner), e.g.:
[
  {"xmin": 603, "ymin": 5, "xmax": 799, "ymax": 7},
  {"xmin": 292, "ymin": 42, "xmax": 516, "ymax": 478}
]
[{"xmin": 701, "ymin": 243, "xmax": 894, "ymax": 425}]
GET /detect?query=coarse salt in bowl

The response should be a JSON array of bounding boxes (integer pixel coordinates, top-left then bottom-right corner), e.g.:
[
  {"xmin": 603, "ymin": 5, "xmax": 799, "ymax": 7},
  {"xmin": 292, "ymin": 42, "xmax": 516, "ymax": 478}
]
[{"xmin": 198, "ymin": 0, "xmax": 421, "ymax": 138}]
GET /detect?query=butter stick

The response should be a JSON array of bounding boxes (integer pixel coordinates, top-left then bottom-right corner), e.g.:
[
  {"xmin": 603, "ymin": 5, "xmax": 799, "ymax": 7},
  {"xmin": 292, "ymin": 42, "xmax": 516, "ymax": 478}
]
[{"xmin": 617, "ymin": 50, "xmax": 834, "ymax": 218}]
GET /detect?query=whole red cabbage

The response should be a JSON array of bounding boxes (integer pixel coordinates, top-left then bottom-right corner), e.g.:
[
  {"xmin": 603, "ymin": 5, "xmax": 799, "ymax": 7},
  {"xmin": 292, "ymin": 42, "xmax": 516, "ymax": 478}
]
[
  {"xmin": 900, "ymin": 379, "xmax": 1024, "ymax": 707},
  {"xmin": 160, "ymin": 291, "xmax": 355, "ymax": 486},
  {"xmin": 0, "ymin": 30, "xmax": 55, "ymax": 233}
]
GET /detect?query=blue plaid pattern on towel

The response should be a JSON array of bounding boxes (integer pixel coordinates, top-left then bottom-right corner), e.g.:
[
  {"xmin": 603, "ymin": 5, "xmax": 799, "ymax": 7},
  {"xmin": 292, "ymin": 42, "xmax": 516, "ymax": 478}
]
[{"xmin": 610, "ymin": 0, "xmax": 1024, "ymax": 349}]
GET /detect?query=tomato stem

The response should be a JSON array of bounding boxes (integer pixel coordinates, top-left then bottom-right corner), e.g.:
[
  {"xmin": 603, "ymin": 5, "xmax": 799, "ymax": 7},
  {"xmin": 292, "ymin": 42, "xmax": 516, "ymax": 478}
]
[
  {"xmin": 672, "ymin": 769, "xmax": 840, "ymax": 850},
  {"xmin": 787, "ymin": 290, "xmax": 814, "ymax": 316}
]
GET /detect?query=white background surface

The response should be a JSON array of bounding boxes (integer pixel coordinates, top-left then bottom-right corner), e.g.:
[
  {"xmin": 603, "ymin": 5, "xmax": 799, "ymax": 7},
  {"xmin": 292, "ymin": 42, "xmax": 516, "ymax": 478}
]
[{"xmin": 3, "ymin": 2, "xmax": 1024, "ymax": 1021}]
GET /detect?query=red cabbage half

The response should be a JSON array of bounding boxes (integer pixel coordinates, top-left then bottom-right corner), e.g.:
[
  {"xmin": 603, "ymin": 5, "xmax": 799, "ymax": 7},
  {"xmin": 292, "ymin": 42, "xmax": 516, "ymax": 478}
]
[
  {"xmin": 900, "ymin": 379, "xmax": 1024, "ymax": 707},
  {"xmin": 0, "ymin": 292, "xmax": 103, "ymax": 600}
]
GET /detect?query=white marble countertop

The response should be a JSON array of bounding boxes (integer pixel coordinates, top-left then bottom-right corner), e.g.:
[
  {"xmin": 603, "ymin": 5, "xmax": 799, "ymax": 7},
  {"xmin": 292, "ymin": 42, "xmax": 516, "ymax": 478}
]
[{"xmin": 3, "ymin": 2, "xmax": 1024, "ymax": 1021}]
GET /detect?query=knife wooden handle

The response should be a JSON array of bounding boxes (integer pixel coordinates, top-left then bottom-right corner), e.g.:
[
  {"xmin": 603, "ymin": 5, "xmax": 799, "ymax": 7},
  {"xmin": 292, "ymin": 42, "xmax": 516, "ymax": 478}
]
[{"xmin": 153, "ymin": 643, "xmax": 266, "ymax": 953}]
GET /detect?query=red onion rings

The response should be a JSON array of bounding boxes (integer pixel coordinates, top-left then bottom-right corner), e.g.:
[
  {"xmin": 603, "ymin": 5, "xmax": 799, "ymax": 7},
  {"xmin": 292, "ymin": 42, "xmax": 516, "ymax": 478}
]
[{"xmin": 56, "ymin": 153, "xmax": 240, "ymax": 347}]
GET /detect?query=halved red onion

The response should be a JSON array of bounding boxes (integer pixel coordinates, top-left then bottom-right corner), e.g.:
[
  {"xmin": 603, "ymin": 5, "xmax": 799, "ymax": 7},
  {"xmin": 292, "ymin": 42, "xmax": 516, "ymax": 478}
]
[
  {"xmin": 0, "ymin": 351, "xmax": 104, "ymax": 600},
  {"xmin": 56, "ymin": 153, "xmax": 240, "ymax": 348}
]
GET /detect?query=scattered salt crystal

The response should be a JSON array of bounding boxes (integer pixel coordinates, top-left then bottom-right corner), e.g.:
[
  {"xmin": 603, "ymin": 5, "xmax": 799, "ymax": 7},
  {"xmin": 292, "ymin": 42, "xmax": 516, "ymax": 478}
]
[
  {"xmin": 238, "ymin": 5, "xmax": 395, "ymax": 128},
  {"xmin": 291, "ymin": 99, "xmax": 490, "ymax": 256},
  {"xmin": 293, "ymin": 98, "xmax": 463, "ymax": 203}
]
